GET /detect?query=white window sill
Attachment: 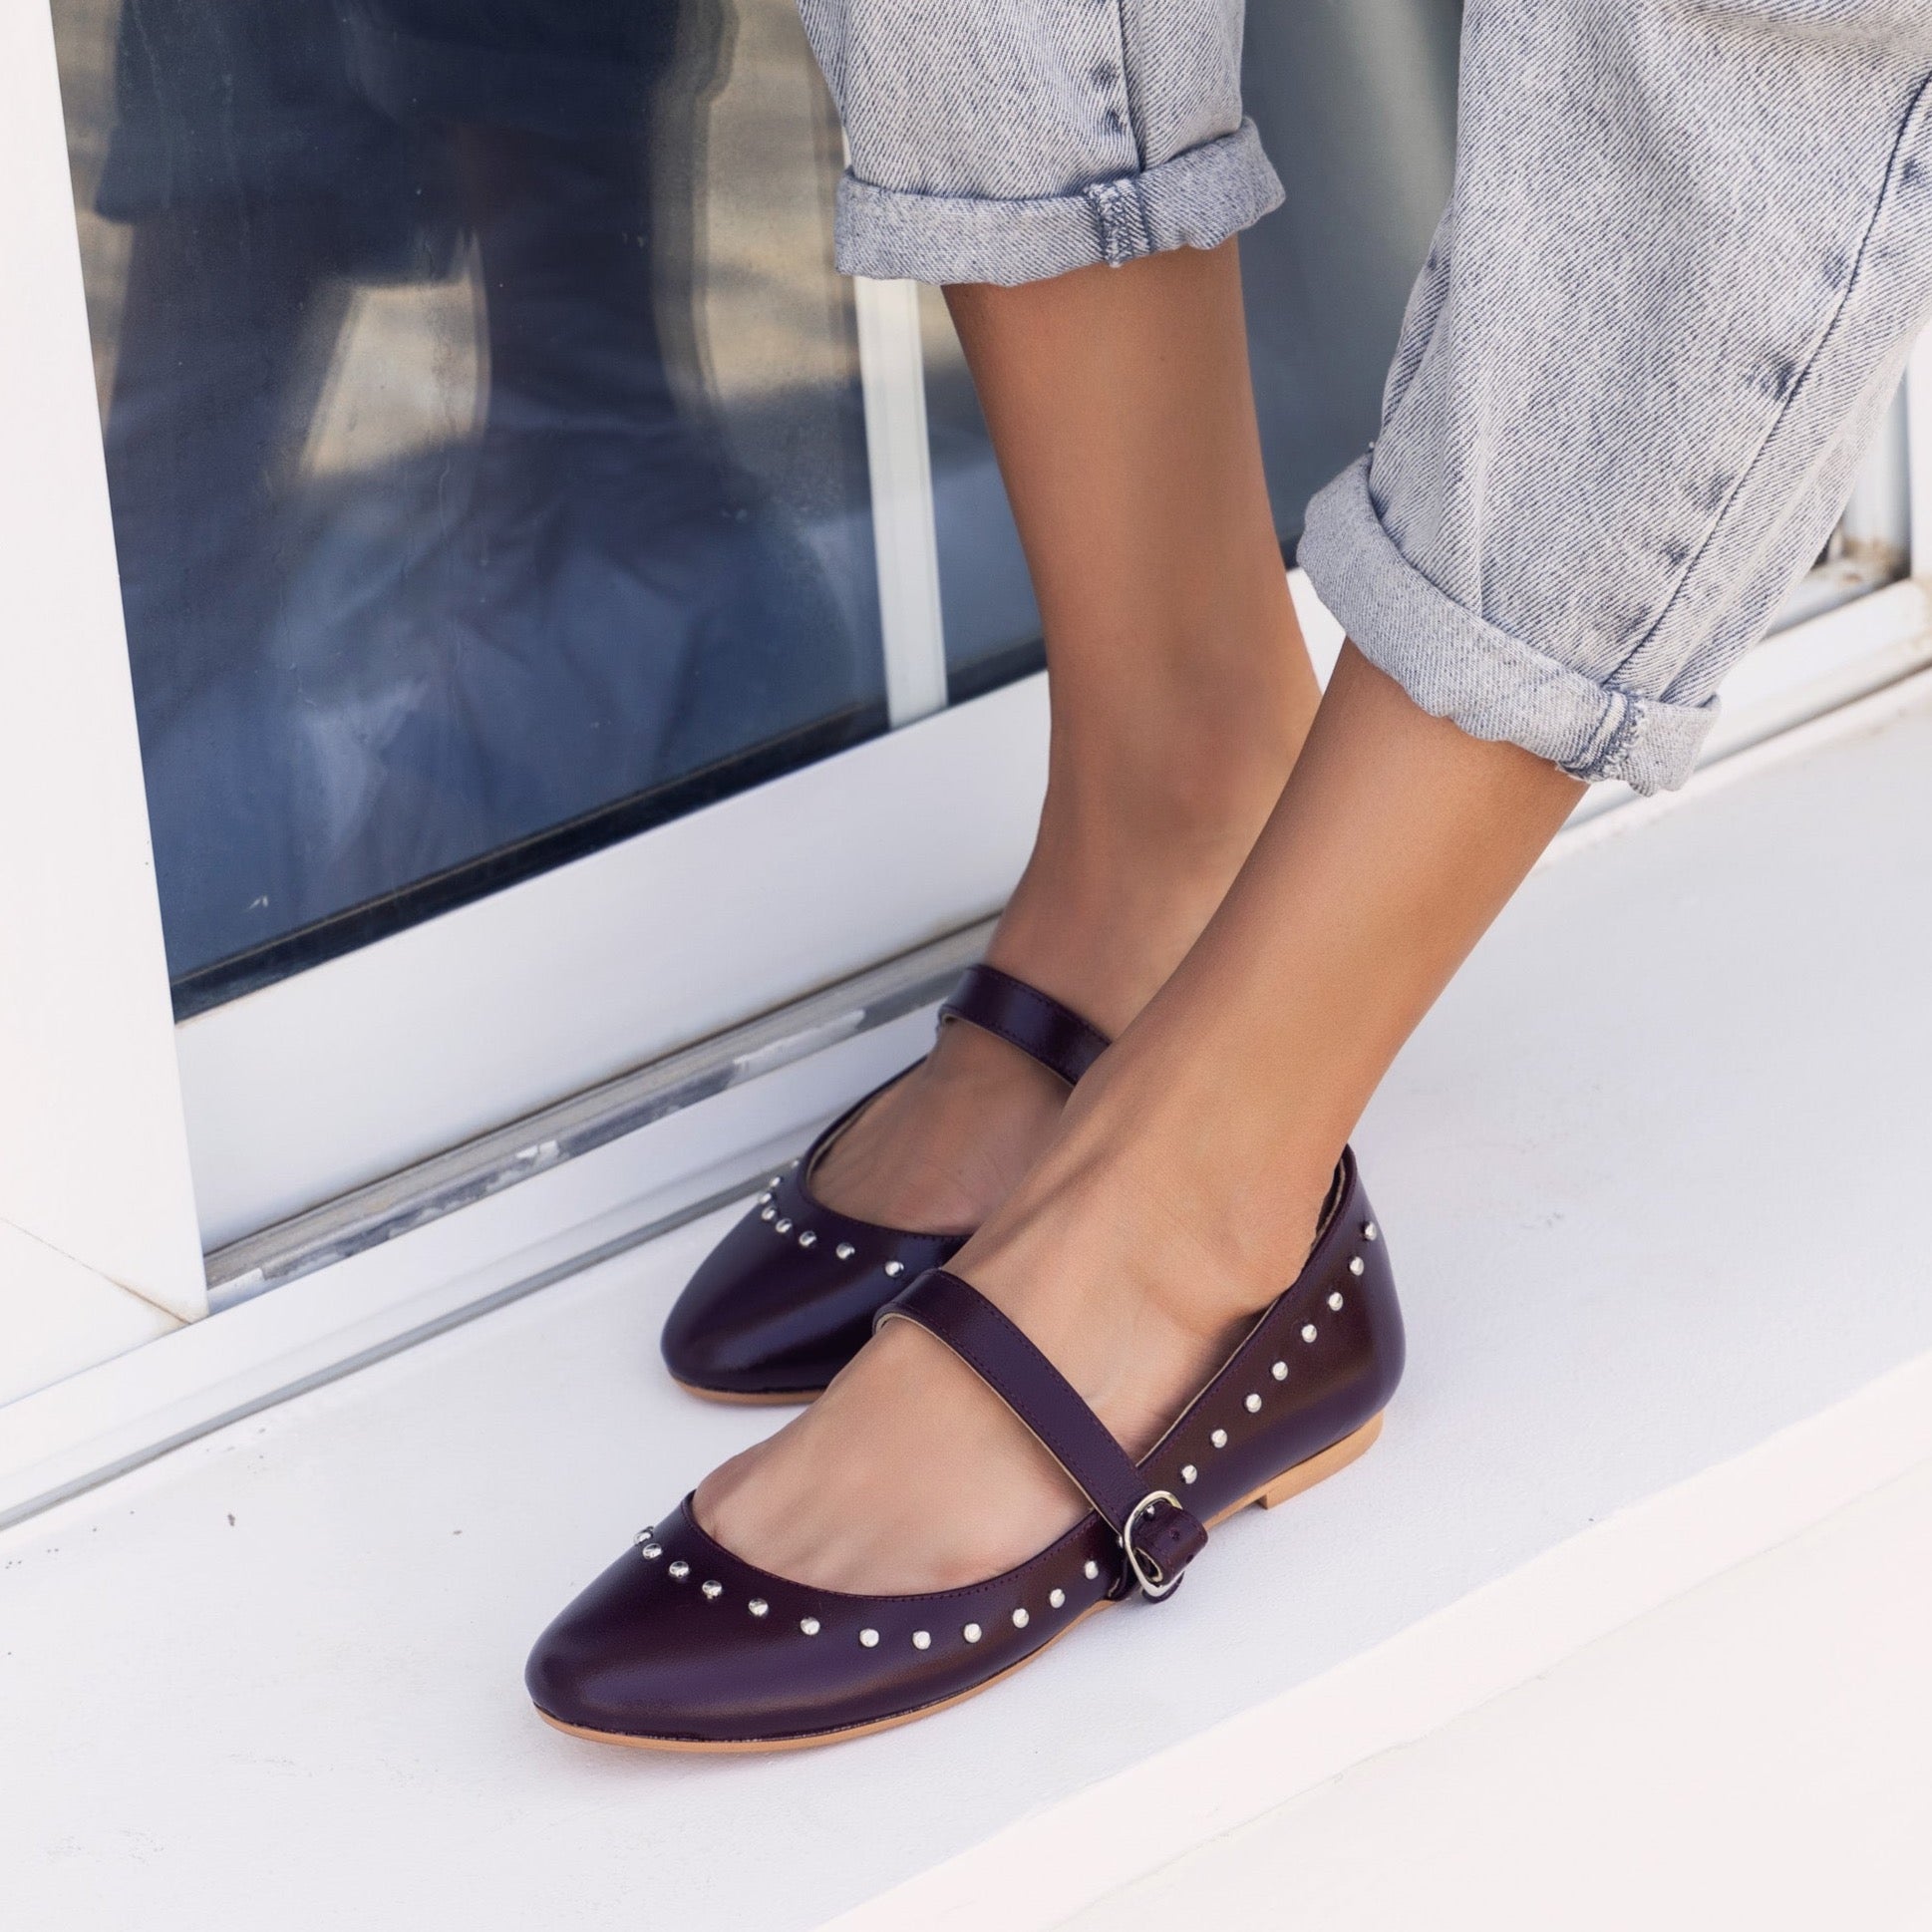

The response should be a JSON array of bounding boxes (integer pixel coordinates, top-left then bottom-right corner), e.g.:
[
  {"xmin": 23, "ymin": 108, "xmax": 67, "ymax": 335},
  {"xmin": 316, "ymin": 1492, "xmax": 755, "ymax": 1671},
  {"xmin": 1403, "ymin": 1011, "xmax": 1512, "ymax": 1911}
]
[{"xmin": 7, "ymin": 663, "xmax": 1932, "ymax": 1929}]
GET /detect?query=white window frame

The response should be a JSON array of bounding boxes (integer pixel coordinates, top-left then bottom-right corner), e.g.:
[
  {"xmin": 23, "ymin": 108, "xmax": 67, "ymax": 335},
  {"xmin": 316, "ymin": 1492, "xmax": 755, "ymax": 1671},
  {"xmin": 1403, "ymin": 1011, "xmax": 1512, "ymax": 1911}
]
[
  {"xmin": 1, "ymin": 0, "xmax": 204, "ymax": 1412},
  {"xmin": 172, "ymin": 268, "xmax": 988, "ymax": 1249},
  {"xmin": 5, "ymin": 0, "xmax": 1932, "ymax": 1426}
]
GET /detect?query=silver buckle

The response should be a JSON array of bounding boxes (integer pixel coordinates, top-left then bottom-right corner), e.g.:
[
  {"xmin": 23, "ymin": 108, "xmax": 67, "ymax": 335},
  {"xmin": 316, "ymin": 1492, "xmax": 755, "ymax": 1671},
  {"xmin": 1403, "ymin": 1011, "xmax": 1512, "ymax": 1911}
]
[{"xmin": 1122, "ymin": 1490, "xmax": 1185, "ymax": 1599}]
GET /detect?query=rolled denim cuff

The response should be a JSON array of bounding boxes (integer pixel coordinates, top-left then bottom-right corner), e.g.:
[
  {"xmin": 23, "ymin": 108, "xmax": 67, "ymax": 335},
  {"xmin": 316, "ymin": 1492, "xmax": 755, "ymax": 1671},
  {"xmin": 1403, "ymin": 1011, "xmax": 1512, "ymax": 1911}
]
[
  {"xmin": 833, "ymin": 120, "xmax": 1284, "ymax": 287},
  {"xmin": 1300, "ymin": 459, "xmax": 1719, "ymax": 796}
]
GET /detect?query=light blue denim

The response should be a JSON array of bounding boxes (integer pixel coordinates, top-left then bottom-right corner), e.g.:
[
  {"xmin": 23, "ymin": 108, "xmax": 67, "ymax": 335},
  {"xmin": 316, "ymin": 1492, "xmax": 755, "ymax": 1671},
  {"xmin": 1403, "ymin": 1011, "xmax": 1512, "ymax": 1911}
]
[
  {"xmin": 1301, "ymin": 1, "xmax": 1932, "ymax": 793},
  {"xmin": 802, "ymin": 0, "xmax": 1932, "ymax": 794},
  {"xmin": 795, "ymin": 0, "xmax": 1283, "ymax": 284}
]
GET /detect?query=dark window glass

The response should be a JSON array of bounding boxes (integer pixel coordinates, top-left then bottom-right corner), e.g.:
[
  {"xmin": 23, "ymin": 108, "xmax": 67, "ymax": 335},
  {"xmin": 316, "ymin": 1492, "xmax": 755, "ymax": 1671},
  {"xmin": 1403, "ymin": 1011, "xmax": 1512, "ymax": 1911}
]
[
  {"xmin": 54, "ymin": 0, "xmax": 883, "ymax": 1012},
  {"xmin": 1242, "ymin": 0, "xmax": 1462, "ymax": 551}
]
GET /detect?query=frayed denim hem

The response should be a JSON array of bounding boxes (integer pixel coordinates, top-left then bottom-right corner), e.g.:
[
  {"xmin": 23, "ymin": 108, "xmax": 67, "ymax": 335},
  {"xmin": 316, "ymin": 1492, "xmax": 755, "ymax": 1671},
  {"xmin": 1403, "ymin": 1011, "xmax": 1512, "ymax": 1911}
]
[
  {"xmin": 832, "ymin": 120, "xmax": 1283, "ymax": 287},
  {"xmin": 1301, "ymin": 458, "xmax": 1719, "ymax": 797}
]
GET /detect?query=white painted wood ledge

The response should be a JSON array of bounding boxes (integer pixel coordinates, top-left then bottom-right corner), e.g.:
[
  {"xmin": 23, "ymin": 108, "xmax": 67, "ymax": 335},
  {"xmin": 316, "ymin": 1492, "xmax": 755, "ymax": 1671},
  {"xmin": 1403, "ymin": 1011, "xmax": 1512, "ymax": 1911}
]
[
  {"xmin": 0, "ymin": 0, "xmax": 206, "ymax": 1385},
  {"xmin": 8, "ymin": 638, "xmax": 1932, "ymax": 1929}
]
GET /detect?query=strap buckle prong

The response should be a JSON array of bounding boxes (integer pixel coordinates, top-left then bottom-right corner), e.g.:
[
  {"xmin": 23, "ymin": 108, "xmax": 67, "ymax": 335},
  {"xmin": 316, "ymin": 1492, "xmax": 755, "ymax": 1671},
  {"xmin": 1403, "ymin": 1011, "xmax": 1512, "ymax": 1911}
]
[{"xmin": 1122, "ymin": 1490, "xmax": 1186, "ymax": 1600}]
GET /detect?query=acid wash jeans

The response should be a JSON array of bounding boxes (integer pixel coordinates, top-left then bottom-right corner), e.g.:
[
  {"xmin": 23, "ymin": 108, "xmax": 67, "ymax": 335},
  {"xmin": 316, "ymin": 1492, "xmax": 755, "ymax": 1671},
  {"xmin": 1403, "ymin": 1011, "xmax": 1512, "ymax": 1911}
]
[
  {"xmin": 801, "ymin": 0, "xmax": 1932, "ymax": 794},
  {"xmin": 796, "ymin": 0, "xmax": 1282, "ymax": 282}
]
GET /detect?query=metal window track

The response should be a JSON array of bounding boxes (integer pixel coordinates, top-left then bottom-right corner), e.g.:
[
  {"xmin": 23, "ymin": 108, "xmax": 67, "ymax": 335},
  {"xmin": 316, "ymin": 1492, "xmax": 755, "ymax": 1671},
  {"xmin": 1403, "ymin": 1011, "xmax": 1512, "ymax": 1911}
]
[{"xmin": 205, "ymin": 916, "xmax": 996, "ymax": 1311}]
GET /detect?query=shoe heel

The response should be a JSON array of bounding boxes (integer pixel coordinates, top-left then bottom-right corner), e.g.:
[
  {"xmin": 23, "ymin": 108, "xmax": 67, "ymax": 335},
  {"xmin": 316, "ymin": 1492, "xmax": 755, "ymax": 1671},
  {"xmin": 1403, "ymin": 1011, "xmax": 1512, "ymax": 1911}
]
[{"xmin": 1254, "ymin": 1412, "xmax": 1384, "ymax": 1509}]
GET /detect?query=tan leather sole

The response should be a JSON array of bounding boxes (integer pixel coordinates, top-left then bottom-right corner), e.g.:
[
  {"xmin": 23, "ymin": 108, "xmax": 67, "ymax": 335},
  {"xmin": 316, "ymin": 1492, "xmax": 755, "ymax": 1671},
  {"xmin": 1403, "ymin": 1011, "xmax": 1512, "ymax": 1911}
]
[
  {"xmin": 671, "ymin": 1379, "xmax": 820, "ymax": 1408},
  {"xmin": 1254, "ymin": 1409, "xmax": 1383, "ymax": 1507},
  {"xmin": 535, "ymin": 1410, "xmax": 1387, "ymax": 1756}
]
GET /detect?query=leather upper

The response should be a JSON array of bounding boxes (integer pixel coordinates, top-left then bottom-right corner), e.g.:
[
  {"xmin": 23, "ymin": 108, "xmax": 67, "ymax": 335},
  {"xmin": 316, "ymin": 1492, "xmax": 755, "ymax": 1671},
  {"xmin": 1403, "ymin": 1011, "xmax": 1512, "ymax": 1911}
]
[
  {"xmin": 935, "ymin": 963, "xmax": 1110, "ymax": 1088},
  {"xmin": 531, "ymin": 1147, "xmax": 1405, "ymax": 1748},
  {"xmin": 879, "ymin": 1270, "xmax": 1208, "ymax": 1587},
  {"xmin": 660, "ymin": 965, "xmax": 1111, "ymax": 1399}
]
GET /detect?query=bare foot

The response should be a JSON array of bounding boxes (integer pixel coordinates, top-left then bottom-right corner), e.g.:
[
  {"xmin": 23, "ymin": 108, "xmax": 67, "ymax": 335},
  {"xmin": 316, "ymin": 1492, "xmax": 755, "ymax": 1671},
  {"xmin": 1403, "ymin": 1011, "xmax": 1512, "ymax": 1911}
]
[
  {"xmin": 804, "ymin": 1020, "xmax": 1070, "ymax": 1237},
  {"xmin": 696, "ymin": 1070, "xmax": 1330, "ymax": 1594},
  {"xmin": 808, "ymin": 771, "xmax": 1293, "ymax": 1237},
  {"xmin": 723, "ymin": 706, "xmax": 1322, "ymax": 1584}
]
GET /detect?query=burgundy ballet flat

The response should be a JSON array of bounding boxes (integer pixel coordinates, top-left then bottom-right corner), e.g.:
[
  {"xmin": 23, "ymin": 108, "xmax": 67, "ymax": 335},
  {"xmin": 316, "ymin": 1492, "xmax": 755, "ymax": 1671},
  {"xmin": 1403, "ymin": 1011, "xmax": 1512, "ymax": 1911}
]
[
  {"xmin": 529, "ymin": 1147, "xmax": 1403, "ymax": 1753},
  {"xmin": 660, "ymin": 964, "xmax": 1111, "ymax": 1403}
]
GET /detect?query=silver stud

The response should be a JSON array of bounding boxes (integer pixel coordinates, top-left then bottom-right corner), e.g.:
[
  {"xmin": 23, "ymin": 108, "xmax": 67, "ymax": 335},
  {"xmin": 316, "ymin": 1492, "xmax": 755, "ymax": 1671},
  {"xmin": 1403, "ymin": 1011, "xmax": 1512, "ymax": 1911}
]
[
  {"xmin": 963, "ymin": 1622, "xmax": 983, "ymax": 1643},
  {"xmin": 1364, "ymin": 1221, "xmax": 1379, "ymax": 1241},
  {"xmin": 769, "ymin": 1175, "xmax": 784, "ymax": 1189},
  {"xmin": 800, "ymin": 1617, "xmax": 820, "ymax": 1636},
  {"xmin": 702, "ymin": 1580, "xmax": 723, "ymax": 1600},
  {"xmin": 775, "ymin": 1218, "xmax": 793, "ymax": 1235},
  {"xmin": 758, "ymin": 1191, "xmax": 773, "ymax": 1205},
  {"xmin": 637, "ymin": 1542, "xmax": 663, "ymax": 1560},
  {"xmin": 1049, "ymin": 1588, "xmax": 1066, "ymax": 1609},
  {"xmin": 1210, "ymin": 1428, "xmax": 1228, "ymax": 1449},
  {"xmin": 1328, "ymin": 1290, "xmax": 1345, "ymax": 1312},
  {"xmin": 1181, "ymin": 1463, "xmax": 1197, "ymax": 1484},
  {"xmin": 1302, "ymin": 1323, "xmax": 1319, "ymax": 1343},
  {"xmin": 633, "ymin": 1525, "xmax": 656, "ymax": 1547},
  {"xmin": 669, "ymin": 1560, "xmax": 690, "ymax": 1580},
  {"xmin": 912, "ymin": 1630, "xmax": 932, "ymax": 1650},
  {"xmin": 858, "ymin": 1627, "xmax": 880, "ymax": 1648},
  {"xmin": 748, "ymin": 1598, "xmax": 769, "ymax": 1617},
  {"xmin": 1349, "ymin": 1256, "xmax": 1365, "ymax": 1277},
  {"xmin": 760, "ymin": 1206, "xmax": 777, "ymax": 1222},
  {"xmin": 883, "ymin": 1260, "xmax": 905, "ymax": 1278},
  {"xmin": 1083, "ymin": 1560, "xmax": 1100, "ymax": 1580},
  {"xmin": 1271, "ymin": 1361, "xmax": 1288, "ymax": 1381},
  {"xmin": 1244, "ymin": 1393, "xmax": 1262, "ymax": 1414},
  {"xmin": 798, "ymin": 1230, "xmax": 817, "ymax": 1248},
  {"xmin": 835, "ymin": 1243, "xmax": 856, "ymax": 1261},
  {"xmin": 1012, "ymin": 1608, "xmax": 1030, "ymax": 1629}
]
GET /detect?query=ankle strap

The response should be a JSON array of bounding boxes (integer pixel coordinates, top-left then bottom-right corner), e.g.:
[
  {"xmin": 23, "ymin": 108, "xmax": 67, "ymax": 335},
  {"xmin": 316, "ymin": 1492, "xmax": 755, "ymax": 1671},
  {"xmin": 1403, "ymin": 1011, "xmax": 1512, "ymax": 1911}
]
[
  {"xmin": 938, "ymin": 965, "xmax": 1111, "ymax": 1089},
  {"xmin": 877, "ymin": 1269, "xmax": 1207, "ymax": 1598}
]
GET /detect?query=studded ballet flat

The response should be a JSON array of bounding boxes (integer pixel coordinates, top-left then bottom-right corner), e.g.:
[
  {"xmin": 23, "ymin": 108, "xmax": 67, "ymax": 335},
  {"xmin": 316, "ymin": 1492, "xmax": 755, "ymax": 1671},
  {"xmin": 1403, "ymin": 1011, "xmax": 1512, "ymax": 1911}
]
[
  {"xmin": 528, "ymin": 1147, "xmax": 1403, "ymax": 1753},
  {"xmin": 660, "ymin": 963, "xmax": 1110, "ymax": 1403}
]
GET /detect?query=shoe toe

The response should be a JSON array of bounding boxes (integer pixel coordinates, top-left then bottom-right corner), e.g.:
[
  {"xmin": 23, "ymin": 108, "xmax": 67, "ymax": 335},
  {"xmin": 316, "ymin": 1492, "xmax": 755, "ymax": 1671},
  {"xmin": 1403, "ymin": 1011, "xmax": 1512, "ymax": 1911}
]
[
  {"xmin": 661, "ymin": 1197, "xmax": 955, "ymax": 1397},
  {"xmin": 523, "ymin": 1507, "xmax": 869, "ymax": 1746},
  {"xmin": 524, "ymin": 1557, "xmax": 659, "ymax": 1737},
  {"xmin": 525, "ymin": 1539, "xmax": 748, "ymax": 1742}
]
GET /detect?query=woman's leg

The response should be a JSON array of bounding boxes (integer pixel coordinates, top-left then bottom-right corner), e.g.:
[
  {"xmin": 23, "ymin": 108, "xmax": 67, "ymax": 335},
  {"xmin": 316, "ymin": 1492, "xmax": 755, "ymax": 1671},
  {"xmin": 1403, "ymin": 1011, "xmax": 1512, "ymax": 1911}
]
[
  {"xmin": 701, "ymin": 643, "xmax": 1581, "ymax": 1589},
  {"xmin": 703, "ymin": 0, "xmax": 1932, "ymax": 1591},
  {"xmin": 812, "ymin": 240, "xmax": 1319, "ymax": 1235}
]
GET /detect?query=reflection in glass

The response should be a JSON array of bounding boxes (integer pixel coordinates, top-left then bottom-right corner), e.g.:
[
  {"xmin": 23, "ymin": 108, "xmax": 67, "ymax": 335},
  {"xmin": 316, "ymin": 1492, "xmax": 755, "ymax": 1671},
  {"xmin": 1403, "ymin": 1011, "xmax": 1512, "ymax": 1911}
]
[
  {"xmin": 1241, "ymin": 0, "xmax": 1461, "ymax": 544},
  {"xmin": 928, "ymin": 0, "xmax": 1461, "ymax": 695},
  {"xmin": 55, "ymin": 0, "xmax": 882, "ymax": 1004}
]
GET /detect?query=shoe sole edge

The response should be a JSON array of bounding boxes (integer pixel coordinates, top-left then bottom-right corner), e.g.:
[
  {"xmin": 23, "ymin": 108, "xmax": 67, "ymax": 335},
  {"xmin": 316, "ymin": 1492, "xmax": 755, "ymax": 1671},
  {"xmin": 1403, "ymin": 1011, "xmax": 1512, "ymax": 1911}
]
[{"xmin": 670, "ymin": 1377, "xmax": 824, "ymax": 1407}]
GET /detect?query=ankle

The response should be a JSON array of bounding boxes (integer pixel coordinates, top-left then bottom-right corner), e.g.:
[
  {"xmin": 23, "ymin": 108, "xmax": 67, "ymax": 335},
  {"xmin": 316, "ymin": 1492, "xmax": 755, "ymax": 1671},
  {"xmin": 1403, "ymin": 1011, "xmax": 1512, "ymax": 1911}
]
[
  {"xmin": 919, "ymin": 1016, "xmax": 1071, "ymax": 1135},
  {"xmin": 1059, "ymin": 692, "xmax": 1304, "ymax": 853},
  {"xmin": 990, "ymin": 762, "xmax": 1293, "ymax": 1038},
  {"xmin": 809, "ymin": 1018, "xmax": 1070, "ymax": 1232}
]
